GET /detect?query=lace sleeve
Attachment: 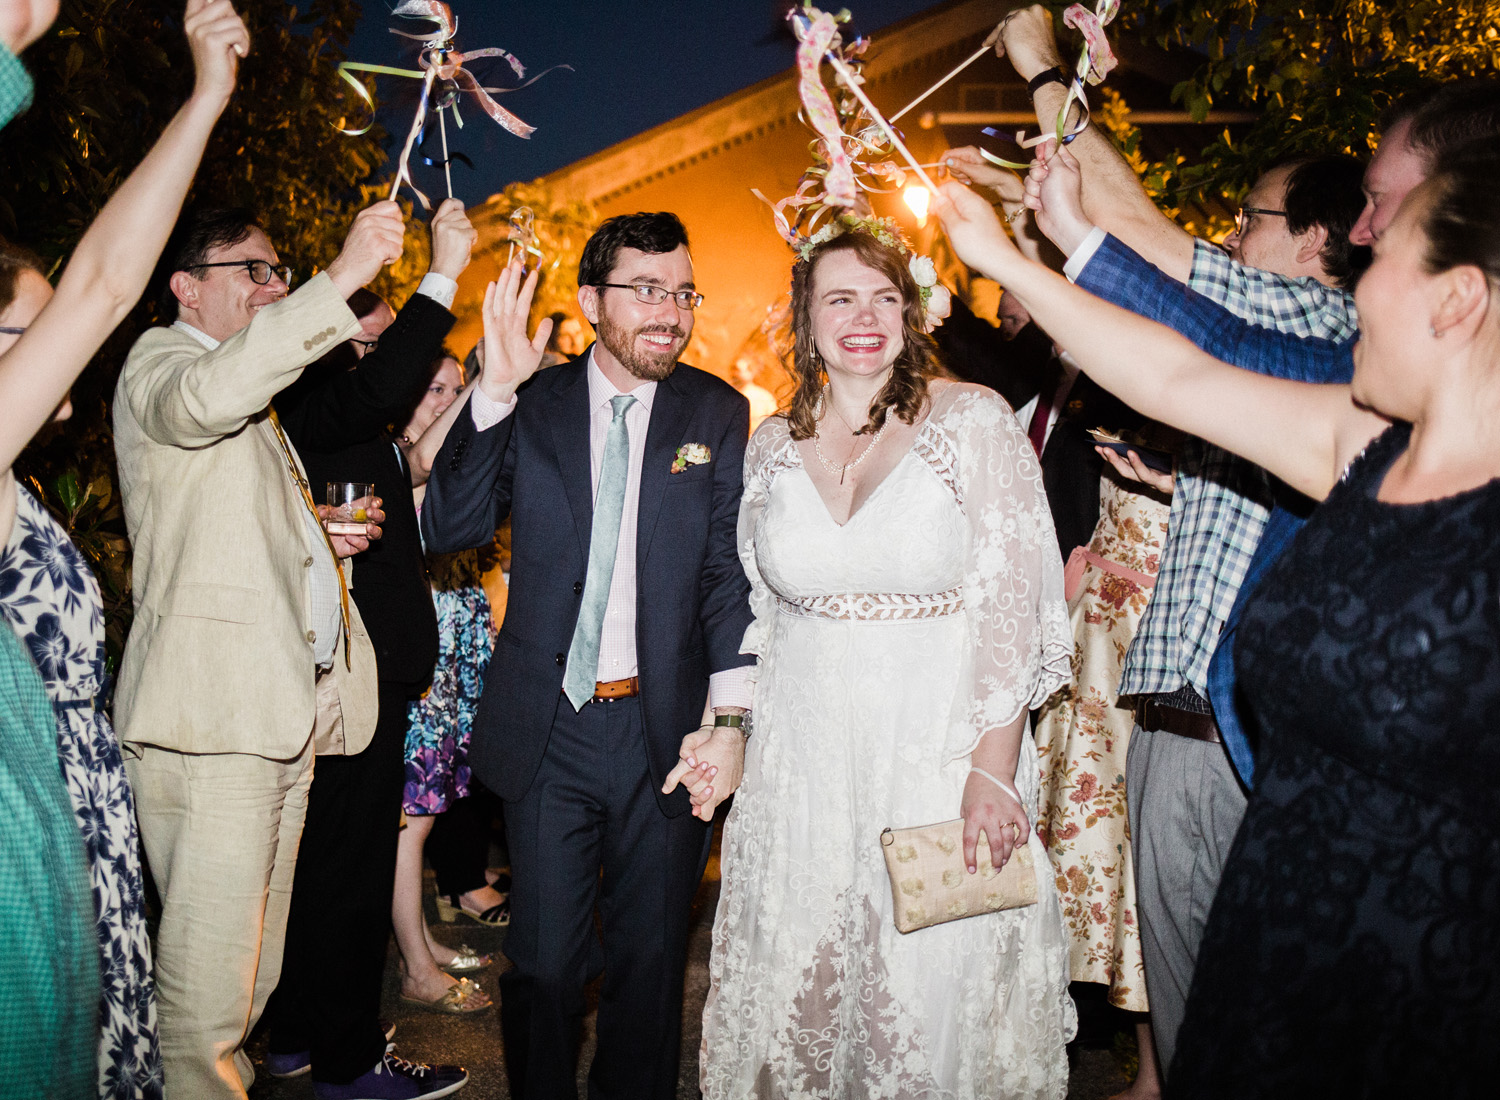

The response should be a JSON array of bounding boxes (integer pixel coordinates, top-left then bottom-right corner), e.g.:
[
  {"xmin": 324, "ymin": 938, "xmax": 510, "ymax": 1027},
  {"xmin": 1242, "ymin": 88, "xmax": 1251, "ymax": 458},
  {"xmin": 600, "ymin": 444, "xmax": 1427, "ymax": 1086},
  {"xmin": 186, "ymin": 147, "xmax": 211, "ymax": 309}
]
[
  {"xmin": 737, "ymin": 416, "xmax": 797, "ymax": 684},
  {"xmin": 937, "ymin": 385, "xmax": 1072, "ymax": 763}
]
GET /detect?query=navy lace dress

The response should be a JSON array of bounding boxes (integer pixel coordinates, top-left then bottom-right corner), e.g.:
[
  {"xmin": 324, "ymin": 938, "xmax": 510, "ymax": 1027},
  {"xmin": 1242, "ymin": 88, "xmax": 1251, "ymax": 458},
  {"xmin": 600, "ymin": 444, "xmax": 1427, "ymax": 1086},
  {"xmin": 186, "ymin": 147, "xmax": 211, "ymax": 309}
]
[
  {"xmin": 1170, "ymin": 424, "xmax": 1500, "ymax": 1097},
  {"xmin": 0, "ymin": 485, "xmax": 163, "ymax": 1099}
]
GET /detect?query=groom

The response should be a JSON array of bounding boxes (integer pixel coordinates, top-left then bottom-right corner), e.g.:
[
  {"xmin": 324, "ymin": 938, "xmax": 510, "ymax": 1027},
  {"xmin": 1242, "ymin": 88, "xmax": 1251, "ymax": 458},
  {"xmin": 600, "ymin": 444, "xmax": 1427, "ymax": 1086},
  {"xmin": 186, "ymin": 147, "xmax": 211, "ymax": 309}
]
[{"xmin": 420, "ymin": 211, "xmax": 755, "ymax": 1100}]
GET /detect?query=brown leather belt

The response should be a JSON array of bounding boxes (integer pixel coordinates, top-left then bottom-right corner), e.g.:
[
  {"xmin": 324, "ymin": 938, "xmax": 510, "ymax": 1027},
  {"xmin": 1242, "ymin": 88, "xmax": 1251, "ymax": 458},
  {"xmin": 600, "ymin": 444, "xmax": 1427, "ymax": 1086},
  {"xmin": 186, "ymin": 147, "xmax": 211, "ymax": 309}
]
[
  {"xmin": 1134, "ymin": 698, "xmax": 1220, "ymax": 743},
  {"xmin": 591, "ymin": 676, "xmax": 640, "ymax": 702}
]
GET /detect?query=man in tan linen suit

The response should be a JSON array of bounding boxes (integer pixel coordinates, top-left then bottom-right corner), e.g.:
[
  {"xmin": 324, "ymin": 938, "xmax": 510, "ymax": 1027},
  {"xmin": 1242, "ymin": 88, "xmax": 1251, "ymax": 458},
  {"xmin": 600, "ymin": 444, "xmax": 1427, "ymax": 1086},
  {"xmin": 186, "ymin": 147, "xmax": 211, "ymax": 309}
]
[{"xmin": 113, "ymin": 200, "xmax": 405, "ymax": 1099}]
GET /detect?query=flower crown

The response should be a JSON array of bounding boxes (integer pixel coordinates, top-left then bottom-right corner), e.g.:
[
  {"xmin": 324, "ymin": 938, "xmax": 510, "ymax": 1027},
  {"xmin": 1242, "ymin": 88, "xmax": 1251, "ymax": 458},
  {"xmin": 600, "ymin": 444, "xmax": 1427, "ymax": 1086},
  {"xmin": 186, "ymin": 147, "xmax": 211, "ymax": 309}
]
[{"xmin": 755, "ymin": 5, "xmax": 950, "ymax": 331}]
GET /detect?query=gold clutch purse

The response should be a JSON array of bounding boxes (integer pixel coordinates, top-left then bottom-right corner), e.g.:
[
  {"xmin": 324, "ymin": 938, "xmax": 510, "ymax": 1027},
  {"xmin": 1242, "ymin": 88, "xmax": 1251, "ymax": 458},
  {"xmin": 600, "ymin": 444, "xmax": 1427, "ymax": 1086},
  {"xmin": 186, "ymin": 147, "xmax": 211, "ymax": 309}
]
[{"xmin": 880, "ymin": 818, "xmax": 1038, "ymax": 934}]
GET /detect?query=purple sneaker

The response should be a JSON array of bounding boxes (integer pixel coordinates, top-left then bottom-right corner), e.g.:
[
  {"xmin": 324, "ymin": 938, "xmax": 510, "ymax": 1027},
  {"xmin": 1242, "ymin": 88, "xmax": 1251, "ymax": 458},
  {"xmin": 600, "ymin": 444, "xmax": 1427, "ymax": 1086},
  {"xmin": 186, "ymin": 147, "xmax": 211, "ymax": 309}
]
[
  {"xmin": 311, "ymin": 1045, "xmax": 467, "ymax": 1100},
  {"xmin": 267, "ymin": 1020, "xmax": 398, "ymax": 1080}
]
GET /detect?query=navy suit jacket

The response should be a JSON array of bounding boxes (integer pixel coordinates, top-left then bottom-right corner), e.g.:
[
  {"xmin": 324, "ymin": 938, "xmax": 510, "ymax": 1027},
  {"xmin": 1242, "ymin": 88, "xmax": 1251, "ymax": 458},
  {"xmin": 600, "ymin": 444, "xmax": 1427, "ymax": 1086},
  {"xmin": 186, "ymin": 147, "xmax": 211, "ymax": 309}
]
[
  {"xmin": 1076, "ymin": 233, "xmax": 1356, "ymax": 787},
  {"xmin": 420, "ymin": 350, "xmax": 755, "ymax": 814}
]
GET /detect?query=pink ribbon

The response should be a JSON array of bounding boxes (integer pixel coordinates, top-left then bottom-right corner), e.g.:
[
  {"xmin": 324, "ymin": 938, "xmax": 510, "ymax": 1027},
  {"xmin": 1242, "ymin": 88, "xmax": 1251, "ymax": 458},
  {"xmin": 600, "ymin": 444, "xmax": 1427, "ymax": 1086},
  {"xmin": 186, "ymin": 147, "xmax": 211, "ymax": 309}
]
[
  {"xmin": 1062, "ymin": 0, "xmax": 1120, "ymax": 85},
  {"xmin": 788, "ymin": 7, "xmax": 856, "ymax": 209}
]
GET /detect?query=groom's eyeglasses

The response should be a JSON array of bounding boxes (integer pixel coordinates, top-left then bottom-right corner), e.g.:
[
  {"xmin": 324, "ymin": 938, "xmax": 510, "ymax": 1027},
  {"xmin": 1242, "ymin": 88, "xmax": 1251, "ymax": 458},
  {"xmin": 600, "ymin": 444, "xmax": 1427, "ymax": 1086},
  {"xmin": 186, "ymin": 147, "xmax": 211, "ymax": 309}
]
[
  {"xmin": 189, "ymin": 259, "xmax": 294, "ymax": 288},
  {"xmin": 594, "ymin": 283, "xmax": 705, "ymax": 311}
]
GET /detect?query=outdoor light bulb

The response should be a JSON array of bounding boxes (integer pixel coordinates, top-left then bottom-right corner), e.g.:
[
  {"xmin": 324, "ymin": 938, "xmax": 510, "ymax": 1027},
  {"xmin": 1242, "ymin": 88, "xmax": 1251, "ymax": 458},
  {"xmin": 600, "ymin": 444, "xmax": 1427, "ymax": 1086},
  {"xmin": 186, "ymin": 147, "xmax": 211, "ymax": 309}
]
[{"xmin": 904, "ymin": 184, "xmax": 930, "ymax": 228}]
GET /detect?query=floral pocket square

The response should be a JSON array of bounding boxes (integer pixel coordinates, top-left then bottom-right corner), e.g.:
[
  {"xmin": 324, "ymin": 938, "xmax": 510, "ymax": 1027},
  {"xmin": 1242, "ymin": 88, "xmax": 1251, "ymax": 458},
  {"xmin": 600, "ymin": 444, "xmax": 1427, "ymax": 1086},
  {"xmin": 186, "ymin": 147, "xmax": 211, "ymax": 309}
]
[{"xmin": 670, "ymin": 443, "xmax": 711, "ymax": 474}]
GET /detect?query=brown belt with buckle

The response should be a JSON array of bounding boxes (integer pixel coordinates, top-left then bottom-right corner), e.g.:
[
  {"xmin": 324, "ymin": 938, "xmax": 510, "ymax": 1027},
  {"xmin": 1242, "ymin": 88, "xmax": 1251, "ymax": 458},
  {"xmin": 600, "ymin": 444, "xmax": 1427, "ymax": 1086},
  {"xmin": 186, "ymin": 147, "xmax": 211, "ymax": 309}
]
[
  {"xmin": 1134, "ymin": 697, "xmax": 1220, "ymax": 743},
  {"xmin": 591, "ymin": 676, "xmax": 640, "ymax": 702}
]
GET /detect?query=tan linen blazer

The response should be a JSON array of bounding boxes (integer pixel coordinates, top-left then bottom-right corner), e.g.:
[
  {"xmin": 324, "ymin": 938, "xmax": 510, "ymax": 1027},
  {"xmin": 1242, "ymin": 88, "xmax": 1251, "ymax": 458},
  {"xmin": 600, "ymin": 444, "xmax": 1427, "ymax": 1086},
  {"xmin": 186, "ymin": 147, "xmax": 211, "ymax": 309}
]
[{"xmin": 112, "ymin": 272, "xmax": 378, "ymax": 759}]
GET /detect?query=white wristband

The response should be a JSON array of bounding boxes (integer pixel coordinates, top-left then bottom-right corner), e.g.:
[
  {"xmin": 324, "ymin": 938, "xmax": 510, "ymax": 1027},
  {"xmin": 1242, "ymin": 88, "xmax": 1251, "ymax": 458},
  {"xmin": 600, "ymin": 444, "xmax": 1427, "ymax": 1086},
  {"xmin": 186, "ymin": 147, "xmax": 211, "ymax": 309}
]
[{"xmin": 969, "ymin": 766, "xmax": 1023, "ymax": 807}]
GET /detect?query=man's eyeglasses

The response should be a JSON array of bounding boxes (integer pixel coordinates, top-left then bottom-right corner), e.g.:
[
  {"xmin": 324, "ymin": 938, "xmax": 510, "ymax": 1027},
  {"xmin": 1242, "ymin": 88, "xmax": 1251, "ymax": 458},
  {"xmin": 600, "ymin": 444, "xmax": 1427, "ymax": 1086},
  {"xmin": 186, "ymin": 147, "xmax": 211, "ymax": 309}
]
[
  {"xmin": 189, "ymin": 259, "xmax": 294, "ymax": 287},
  {"xmin": 594, "ymin": 283, "xmax": 705, "ymax": 311},
  {"xmin": 1234, "ymin": 206, "xmax": 1288, "ymax": 235},
  {"xmin": 0, "ymin": 326, "xmax": 25, "ymax": 335},
  {"xmin": 351, "ymin": 338, "xmax": 379, "ymax": 354}
]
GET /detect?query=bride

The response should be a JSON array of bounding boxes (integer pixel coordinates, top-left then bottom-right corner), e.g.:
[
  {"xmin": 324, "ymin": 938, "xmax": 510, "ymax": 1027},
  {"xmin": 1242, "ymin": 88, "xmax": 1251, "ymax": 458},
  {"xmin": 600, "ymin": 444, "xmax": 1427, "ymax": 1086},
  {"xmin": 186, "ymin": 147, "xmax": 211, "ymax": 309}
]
[{"xmin": 672, "ymin": 225, "xmax": 1077, "ymax": 1097}]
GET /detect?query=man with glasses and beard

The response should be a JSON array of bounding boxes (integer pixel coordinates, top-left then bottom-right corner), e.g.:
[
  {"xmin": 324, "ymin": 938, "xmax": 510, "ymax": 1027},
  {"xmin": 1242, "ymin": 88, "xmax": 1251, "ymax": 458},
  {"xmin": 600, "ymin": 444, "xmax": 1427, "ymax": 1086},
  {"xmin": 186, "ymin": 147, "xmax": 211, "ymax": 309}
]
[{"xmin": 420, "ymin": 212, "xmax": 755, "ymax": 1100}]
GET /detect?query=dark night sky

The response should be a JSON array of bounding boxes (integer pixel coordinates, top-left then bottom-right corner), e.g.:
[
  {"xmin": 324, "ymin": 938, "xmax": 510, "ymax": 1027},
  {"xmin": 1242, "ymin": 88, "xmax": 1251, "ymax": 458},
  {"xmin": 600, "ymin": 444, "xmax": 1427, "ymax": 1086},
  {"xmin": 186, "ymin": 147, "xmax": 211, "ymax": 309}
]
[{"xmin": 348, "ymin": 1, "xmax": 945, "ymax": 207}]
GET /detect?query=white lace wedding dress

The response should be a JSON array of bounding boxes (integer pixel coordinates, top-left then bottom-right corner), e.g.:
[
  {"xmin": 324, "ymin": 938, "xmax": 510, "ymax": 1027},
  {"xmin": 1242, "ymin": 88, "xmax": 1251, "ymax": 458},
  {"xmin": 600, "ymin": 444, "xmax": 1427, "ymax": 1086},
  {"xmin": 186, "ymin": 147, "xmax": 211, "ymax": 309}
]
[{"xmin": 700, "ymin": 383, "xmax": 1078, "ymax": 1099}]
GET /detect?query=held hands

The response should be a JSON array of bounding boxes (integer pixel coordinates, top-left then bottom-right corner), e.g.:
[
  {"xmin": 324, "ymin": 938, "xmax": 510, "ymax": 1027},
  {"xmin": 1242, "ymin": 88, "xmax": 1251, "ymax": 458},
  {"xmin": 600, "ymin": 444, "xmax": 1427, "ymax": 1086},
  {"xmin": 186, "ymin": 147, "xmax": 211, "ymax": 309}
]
[
  {"xmin": 663, "ymin": 723, "xmax": 747, "ymax": 823},
  {"xmin": 185, "ymin": 0, "xmax": 250, "ymax": 108},
  {"xmin": 476, "ymin": 260, "xmax": 553, "ymax": 406},
  {"xmin": 1024, "ymin": 140, "xmax": 1094, "ymax": 255},
  {"xmin": 984, "ymin": 3, "xmax": 1065, "ymax": 83},
  {"xmin": 427, "ymin": 198, "xmax": 478, "ymax": 281},
  {"xmin": 327, "ymin": 201, "xmax": 406, "ymax": 299},
  {"xmin": 960, "ymin": 769, "xmax": 1029, "ymax": 874}
]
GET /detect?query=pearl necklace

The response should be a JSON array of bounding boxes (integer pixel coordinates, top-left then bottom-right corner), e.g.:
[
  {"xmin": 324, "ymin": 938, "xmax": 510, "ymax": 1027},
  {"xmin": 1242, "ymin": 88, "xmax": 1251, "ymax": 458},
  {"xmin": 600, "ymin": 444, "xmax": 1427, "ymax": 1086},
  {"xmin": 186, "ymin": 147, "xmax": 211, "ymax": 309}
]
[{"xmin": 812, "ymin": 388, "xmax": 889, "ymax": 482}]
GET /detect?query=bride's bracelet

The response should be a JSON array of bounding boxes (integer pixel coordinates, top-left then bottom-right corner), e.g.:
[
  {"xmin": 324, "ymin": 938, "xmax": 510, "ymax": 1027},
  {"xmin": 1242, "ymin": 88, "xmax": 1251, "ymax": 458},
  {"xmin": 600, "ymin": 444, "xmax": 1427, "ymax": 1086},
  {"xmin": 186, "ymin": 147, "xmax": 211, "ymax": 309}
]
[{"xmin": 969, "ymin": 766, "xmax": 1023, "ymax": 808}]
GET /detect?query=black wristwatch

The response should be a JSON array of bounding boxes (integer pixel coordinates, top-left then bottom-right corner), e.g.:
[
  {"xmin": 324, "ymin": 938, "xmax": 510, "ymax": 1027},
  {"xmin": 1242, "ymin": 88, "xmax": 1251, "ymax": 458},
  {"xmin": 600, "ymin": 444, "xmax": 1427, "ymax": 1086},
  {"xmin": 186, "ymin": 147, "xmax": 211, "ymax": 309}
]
[{"xmin": 1027, "ymin": 66, "xmax": 1071, "ymax": 96}]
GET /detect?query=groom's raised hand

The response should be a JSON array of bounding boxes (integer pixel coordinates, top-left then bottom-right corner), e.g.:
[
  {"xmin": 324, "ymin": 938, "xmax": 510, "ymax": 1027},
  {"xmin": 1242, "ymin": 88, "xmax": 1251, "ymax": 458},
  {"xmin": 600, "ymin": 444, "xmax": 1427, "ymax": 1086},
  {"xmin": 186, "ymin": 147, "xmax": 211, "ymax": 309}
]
[{"xmin": 476, "ymin": 260, "xmax": 554, "ymax": 408}]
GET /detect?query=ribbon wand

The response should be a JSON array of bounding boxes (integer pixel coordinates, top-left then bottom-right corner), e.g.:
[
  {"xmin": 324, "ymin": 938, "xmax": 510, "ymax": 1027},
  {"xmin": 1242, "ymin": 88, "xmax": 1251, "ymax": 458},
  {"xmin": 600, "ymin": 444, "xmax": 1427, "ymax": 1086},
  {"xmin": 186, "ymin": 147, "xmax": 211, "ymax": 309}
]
[
  {"xmin": 438, "ymin": 103, "xmax": 453, "ymax": 197},
  {"xmin": 790, "ymin": 9, "xmax": 938, "ymax": 196},
  {"xmin": 388, "ymin": 67, "xmax": 437, "ymax": 202},
  {"xmin": 889, "ymin": 44, "xmax": 989, "ymax": 123}
]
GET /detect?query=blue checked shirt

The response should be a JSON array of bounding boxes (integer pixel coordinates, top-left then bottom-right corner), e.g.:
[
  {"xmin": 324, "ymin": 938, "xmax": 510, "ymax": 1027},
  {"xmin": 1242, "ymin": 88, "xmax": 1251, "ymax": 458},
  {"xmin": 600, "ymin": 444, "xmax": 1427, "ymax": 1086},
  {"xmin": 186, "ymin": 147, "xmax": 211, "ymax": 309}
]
[{"xmin": 1073, "ymin": 235, "xmax": 1358, "ymax": 700}]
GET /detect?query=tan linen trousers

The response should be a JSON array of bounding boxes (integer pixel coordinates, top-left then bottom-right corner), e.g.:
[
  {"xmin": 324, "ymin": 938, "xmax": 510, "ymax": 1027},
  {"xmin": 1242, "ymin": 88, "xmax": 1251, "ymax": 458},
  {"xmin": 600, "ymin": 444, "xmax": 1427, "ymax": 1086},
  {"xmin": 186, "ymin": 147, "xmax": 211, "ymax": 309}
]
[{"xmin": 127, "ymin": 674, "xmax": 339, "ymax": 1099}]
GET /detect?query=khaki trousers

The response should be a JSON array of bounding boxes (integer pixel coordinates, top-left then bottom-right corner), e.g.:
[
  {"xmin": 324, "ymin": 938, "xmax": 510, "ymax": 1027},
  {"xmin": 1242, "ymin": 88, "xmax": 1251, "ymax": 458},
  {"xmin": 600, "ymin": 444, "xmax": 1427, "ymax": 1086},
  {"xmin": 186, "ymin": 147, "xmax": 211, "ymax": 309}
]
[{"xmin": 127, "ymin": 676, "xmax": 334, "ymax": 1099}]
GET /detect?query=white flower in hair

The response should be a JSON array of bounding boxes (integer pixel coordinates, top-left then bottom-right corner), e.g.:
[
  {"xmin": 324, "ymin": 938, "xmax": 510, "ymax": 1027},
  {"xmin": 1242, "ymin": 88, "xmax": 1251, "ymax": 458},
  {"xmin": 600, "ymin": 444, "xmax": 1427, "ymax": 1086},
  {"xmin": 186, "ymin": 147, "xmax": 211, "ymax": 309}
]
[{"xmin": 908, "ymin": 255, "xmax": 938, "ymax": 288}]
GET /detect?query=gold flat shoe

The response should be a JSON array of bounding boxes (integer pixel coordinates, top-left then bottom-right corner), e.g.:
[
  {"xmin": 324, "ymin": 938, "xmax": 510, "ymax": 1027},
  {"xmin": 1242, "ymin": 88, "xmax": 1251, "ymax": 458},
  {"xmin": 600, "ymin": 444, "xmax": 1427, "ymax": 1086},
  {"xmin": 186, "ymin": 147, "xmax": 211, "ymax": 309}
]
[
  {"xmin": 398, "ymin": 976, "xmax": 492, "ymax": 1015},
  {"xmin": 440, "ymin": 944, "xmax": 494, "ymax": 974}
]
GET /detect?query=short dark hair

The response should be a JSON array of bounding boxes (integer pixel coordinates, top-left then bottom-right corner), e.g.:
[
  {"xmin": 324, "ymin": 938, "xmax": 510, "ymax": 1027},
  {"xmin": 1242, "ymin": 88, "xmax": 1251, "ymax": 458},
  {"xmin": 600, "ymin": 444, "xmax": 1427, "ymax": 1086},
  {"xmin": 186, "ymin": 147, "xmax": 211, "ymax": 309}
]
[
  {"xmin": 0, "ymin": 236, "xmax": 46, "ymax": 315},
  {"xmin": 1279, "ymin": 155, "xmax": 1370, "ymax": 287},
  {"xmin": 1380, "ymin": 78, "xmax": 1500, "ymax": 167},
  {"xmin": 1423, "ymin": 138, "xmax": 1500, "ymax": 288},
  {"xmin": 347, "ymin": 288, "xmax": 387, "ymax": 320},
  {"xmin": 157, "ymin": 206, "xmax": 259, "ymax": 316},
  {"xmin": 577, "ymin": 212, "xmax": 690, "ymax": 291}
]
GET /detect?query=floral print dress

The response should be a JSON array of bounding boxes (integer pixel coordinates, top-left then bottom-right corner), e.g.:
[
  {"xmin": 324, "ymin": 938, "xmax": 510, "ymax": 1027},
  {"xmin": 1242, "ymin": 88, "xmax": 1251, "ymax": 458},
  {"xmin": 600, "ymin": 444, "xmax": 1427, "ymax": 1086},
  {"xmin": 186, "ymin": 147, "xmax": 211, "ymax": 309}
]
[
  {"xmin": 403, "ymin": 549, "xmax": 496, "ymax": 815},
  {"xmin": 0, "ymin": 484, "xmax": 163, "ymax": 1098},
  {"xmin": 1033, "ymin": 475, "xmax": 1170, "ymax": 1012}
]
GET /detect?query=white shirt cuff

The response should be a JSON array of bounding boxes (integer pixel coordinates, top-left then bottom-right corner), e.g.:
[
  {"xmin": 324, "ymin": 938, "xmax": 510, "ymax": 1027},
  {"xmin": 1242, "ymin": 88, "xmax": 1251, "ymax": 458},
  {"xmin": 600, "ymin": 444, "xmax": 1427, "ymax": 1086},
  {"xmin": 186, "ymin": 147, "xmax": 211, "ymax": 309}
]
[
  {"xmin": 416, "ymin": 272, "xmax": 458, "ymax": 310},
  {"xmin": 1062, "ymin": 226, "xmax": 1108, "ymax": 283},
  {"xmin": 470, "ymin": 386, "xmax": 517, "ymax": 430},
  {"xmin": 709, "ymin": 666, "xmax": 755, "ymax": 712}
]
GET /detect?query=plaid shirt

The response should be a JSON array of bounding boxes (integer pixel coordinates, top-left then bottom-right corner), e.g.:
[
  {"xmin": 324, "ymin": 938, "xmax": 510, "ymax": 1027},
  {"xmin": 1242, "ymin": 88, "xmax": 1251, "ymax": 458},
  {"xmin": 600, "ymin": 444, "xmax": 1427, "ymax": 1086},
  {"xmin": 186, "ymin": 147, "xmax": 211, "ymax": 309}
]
[{"xmin": 1114, "ymin": 240, "xmax": 1358, "ymax": 699}]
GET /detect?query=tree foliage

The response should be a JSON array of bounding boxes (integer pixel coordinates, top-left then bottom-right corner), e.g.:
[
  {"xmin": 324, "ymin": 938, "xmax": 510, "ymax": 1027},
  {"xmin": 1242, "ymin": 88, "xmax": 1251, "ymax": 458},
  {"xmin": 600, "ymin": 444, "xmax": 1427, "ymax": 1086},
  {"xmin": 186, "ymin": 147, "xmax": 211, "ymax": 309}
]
[
  {"xmin": 1, "ymin": 0, "xmax": 417, "ymax": 668},
  {"xmin": 1109, "ymin": 0, "xmax": 1500, "ymax": 204}
]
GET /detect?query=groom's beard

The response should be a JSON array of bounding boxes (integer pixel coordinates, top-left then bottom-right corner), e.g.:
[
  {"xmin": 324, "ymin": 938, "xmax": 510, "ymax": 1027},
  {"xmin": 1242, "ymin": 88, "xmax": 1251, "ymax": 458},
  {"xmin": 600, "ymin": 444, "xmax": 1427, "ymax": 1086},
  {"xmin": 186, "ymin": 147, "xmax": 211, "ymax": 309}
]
[{"xmin": 596, "ymin": 311, "xmax": 690, "ymax": 382}]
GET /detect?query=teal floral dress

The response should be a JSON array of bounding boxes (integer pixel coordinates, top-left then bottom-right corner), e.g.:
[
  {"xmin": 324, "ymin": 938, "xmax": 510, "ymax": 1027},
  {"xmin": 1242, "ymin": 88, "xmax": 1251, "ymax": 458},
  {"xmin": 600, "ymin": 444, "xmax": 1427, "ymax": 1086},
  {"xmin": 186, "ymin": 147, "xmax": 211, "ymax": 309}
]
[
  {"xmin": 0, "ymin": 485, "xmax": 162, "ymax": 1098},
  {"xmin": 0, "ymin": 514, "xmax": 100, "ymax": 1100},
  {"xmin": 403, "ymin": 550, "xmax": 496, "ymax": 815}
]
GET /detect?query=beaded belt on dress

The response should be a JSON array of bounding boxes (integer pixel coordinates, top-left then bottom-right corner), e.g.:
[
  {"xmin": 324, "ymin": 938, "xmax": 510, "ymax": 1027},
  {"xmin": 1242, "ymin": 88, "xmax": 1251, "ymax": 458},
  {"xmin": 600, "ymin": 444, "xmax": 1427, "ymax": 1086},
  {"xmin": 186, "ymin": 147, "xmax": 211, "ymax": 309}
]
[{"xmin": 776, "ymin": 587, "xmax": 964, "ymax": 621}]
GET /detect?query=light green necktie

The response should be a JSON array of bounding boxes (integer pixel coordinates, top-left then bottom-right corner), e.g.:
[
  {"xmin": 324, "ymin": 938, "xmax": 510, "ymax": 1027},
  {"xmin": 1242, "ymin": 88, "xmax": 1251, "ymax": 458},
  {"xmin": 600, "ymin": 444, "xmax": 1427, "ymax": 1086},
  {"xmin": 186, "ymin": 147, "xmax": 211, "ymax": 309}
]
[{"xmin": 563, "ymin": 394, "xmax": 637, "ymax": 710}]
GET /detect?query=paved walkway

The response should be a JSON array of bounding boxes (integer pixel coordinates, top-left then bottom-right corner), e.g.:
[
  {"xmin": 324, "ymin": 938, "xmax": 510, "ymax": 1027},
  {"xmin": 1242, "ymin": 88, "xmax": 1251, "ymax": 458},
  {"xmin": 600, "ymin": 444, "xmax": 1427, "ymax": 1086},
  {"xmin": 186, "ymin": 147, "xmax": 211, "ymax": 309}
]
[{"xmin": 248, "ymin": 847, "xmax": 1134, "ymax": 1099}]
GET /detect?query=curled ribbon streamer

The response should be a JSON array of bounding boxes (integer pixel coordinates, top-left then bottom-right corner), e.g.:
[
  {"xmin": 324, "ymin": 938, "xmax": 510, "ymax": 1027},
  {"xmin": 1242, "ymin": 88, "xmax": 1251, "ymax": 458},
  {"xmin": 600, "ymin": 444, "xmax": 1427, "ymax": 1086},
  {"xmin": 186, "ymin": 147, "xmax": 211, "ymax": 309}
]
[
  {"xmin": 337, "ymin": 1, "xmax": 557, "ymax": 205},
  {"xmin": 976, "ymin": 0, "xmax": 1120, "ymax": 170},
  {"xmin": 790, "ymin": 8, "xmax": 857, "ymax": 209},
  {"xmin": 1063, "ymin": 1, "xmax": 1120, "ymax": 85}
]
